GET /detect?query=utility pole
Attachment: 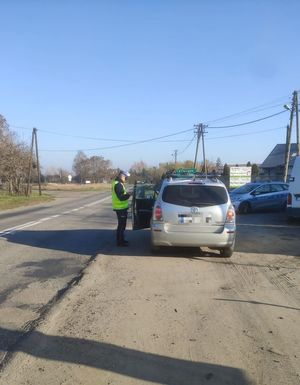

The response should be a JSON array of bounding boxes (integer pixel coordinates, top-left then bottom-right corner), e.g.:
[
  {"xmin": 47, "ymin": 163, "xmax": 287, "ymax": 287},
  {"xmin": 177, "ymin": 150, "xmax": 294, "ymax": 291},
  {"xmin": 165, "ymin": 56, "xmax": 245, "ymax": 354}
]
[
  {"xmin": 26, "ymin": 127, "xmax": 42, "ymax": 196},
  {"xmin": 284, "ymin": 91, "xmax": 297, "ymax": 182},
  {"xmin": 193, "ymin": 124, "xmax": 201, "ymax": 169},
  {"xmin": 34, "ymin": 128, "xmax": 42, "ymax": 196},
  {"xmin": 284, "ymin": 124, "xmax": 292, "ymax": 182},
  {"xmin": 26, "ymin": 129, "xmax": 35, "ymax": 196},
  {"xmin": 201, "ymin": 126, "xmax": 207, "ymax": 176},
  {"xmin": 173, "ymin": 149, "xmax": 178, "ymax": 166},
  {"xmin": 295, "ymin": 91, "xmax": 299, "ymax": 155},
  {"xmin": 193, "ymin": 123, "xmax": 207, "ymax": 173}
]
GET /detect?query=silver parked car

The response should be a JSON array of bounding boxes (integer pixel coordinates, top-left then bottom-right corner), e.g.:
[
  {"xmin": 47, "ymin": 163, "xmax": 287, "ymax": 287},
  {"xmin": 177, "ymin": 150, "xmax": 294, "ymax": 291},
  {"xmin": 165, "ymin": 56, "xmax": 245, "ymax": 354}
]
[
  {"xmin": 230, "ymin": 182, "xmax": 289, "ymax": 214},
  {"xmin": 132, "ymin": 173, "xmax": 236, "ymax": 257}
]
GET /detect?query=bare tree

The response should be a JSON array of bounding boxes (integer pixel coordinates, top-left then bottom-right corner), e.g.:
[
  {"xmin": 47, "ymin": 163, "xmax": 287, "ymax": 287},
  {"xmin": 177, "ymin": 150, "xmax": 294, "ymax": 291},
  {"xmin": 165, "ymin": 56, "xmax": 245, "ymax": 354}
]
[
  {"xmin": 0, "ymin": 115, "xmax": 32, "ymax": 194},
  {"xmin": 72, "ymin": 151, "xmax": 89, "ymax": 183},
  {"xmin": 89, "ymin": 156, "xmax": 111, "ymax": 183},
  {"xmin": 72, "ymin": 151, "xmax": 112, "ymax": 183}
]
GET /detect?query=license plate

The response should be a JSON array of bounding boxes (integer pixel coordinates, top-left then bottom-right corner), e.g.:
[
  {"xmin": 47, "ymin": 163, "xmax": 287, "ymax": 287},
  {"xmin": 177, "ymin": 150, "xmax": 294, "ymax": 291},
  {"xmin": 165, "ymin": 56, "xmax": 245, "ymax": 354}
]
[
  {"xmin": 178, "ymin": 214, "xmax": 192, "ymax": 224},
  {"xmin": 192, "ymin": 216, "xmax": 202, "ymax": 224}
]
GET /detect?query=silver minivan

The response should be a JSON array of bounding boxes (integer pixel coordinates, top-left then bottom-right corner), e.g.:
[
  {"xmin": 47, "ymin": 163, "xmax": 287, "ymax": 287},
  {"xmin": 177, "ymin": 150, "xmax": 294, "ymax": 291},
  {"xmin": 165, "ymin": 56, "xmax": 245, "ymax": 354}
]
[{"xmin": 132, "ymin": 174, "xmax": 236, "ymax": 257}]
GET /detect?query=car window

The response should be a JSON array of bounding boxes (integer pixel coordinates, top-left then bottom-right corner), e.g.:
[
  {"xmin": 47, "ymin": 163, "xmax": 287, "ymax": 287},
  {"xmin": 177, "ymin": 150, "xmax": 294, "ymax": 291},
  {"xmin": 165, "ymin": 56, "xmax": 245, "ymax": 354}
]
[
  {"xmin": 162, "ymin": 185, "xmax": 228, "ymax": 207},
  {"xmin": 231, "ymin": 184, "xmax": 259, "ymax": 194},
  {"xmin": 254, "ymin": 185, "xmax": 270, "ymax": 195},
  {"xmin": 270, "ymin": 184, "xmax": 284, "ymax": 192},
  {"xmin": 135, "ymin": 184, "xmax": 155, "ymax": 199}
]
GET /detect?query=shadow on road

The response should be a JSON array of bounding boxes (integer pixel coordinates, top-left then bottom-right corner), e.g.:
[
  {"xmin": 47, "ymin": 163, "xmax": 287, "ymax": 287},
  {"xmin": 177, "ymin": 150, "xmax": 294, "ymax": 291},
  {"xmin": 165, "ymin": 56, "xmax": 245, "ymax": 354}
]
[
  {"xmin": 214, "ymin": 298, "xmax": 300, "ymax": 312},
  {"xmin": 0, "ymin": 327, "xmax": 251, "ymax": 385},
  {"xmin": 3, "ymin": 218, "xmax": 300, "ymax": 269}
]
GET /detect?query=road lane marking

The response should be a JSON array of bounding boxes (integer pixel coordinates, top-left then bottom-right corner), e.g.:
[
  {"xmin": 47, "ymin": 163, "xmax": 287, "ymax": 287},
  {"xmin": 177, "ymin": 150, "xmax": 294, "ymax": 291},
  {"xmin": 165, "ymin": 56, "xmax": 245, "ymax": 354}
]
[
  {"xmin": 0, "ymin": 196, "xmax": 111, "ymax": 237},
  {"xmin": 84, "ymin": 197, "xmax": 110, "ymax": 207}
]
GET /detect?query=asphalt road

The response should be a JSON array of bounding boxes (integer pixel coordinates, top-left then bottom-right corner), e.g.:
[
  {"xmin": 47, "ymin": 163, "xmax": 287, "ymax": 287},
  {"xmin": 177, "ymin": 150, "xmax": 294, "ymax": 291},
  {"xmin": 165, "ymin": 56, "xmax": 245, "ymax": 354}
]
[
  {"xmin": 1, "ymin": 192, "xmax": 300, "ymax": 383},
  {"xmin": 0, "ymin": 205, "xmax": 299, "ymax": 384},
  {"xmin": 0, "ymin": 191, "xmax": 113, "ymax": 364}
]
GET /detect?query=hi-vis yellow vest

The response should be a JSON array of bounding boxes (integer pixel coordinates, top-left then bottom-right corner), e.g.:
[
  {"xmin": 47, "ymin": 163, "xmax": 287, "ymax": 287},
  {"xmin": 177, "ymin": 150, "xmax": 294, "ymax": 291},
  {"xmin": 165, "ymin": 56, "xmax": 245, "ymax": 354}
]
[{"xmin": 112, "ymin": 180, "xmax": 129, "ymax": 210}]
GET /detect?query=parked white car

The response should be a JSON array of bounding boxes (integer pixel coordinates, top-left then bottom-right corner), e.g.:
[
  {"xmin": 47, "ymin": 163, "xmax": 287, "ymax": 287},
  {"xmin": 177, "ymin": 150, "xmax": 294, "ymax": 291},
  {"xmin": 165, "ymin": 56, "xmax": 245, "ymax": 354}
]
[{"xmin": 287, "ymin": 156, "xmax": 300, "ymax": 220}]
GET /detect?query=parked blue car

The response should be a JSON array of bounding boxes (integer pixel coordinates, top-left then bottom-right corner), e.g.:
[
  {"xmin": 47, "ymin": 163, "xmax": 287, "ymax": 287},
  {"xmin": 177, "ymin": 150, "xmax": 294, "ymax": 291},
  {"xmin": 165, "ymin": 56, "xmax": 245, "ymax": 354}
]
[{"xmin": 230, "ymin": 182, "xmax": 289, "ymax": 214}]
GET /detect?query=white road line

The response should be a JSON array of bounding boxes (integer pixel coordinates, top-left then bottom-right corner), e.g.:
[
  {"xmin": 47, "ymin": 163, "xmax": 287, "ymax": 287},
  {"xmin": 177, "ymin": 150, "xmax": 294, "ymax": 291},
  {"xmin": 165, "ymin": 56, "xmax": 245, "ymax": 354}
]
[
  {"xmin": 84, "ymin": 197, "xmax": 110, "ymax": 207},
  {"xmin": 0, "ymin": 196, "xmax": 111, "ymax": 237}
]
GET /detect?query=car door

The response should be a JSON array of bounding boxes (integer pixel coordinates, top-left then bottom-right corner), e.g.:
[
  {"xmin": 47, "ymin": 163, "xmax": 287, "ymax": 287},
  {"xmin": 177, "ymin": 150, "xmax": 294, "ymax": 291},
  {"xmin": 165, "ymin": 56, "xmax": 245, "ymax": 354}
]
[
  {"xmin": 251, "ymin": 184, "xmax": 271, "ymax": 210},
  {"xmin": 269, "ymin": 184, "xmax": 288, "ymax": 209},
  {"xmin": 132, "ymin": 182, "xmax": 157, "ymax": 230}
]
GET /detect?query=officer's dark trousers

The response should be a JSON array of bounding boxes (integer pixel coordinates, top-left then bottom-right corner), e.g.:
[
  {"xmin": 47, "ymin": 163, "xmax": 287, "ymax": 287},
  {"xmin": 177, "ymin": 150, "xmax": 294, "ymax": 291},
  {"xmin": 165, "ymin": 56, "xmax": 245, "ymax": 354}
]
[{"xmin": 115, "ymin": 209, "xmax": 128, "ymax": 245}]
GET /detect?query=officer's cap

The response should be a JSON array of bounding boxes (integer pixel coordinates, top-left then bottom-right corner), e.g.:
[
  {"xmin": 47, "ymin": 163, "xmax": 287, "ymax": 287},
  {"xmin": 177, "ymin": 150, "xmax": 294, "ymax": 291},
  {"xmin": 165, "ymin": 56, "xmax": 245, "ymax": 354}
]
[{"xmin": 119, "ymin": 170, "xmax": 130, "ymax": 178}]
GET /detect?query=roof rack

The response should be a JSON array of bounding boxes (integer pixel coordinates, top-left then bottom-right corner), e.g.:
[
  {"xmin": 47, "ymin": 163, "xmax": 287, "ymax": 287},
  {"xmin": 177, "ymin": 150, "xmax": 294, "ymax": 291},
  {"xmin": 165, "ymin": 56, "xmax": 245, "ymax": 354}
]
[{"xmin": 164, "ymin": 169, "xmax": 221, "ymax": 182}]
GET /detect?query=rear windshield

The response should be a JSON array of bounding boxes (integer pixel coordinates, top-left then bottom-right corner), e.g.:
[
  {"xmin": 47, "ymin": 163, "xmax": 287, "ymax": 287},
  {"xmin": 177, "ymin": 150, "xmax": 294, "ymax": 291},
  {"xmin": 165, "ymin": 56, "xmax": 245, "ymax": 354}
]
[{"xmin": 162, "ymin": 184, "xmax": 228, "ymax": 207}]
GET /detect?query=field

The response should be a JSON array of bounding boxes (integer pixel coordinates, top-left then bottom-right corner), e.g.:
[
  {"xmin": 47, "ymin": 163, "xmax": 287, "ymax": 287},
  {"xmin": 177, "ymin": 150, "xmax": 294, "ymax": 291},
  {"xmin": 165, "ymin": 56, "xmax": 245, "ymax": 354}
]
[
  {"xmin": 0, "ymin": 192, "xmax": 54, "ymax": 211},
  {"xmin": 0, "ymin": 183, "xmax": 111, "ymax": 210},
  {"xmin": 39, "ymin": 183, "xmax": 112, "ymax": 192}
]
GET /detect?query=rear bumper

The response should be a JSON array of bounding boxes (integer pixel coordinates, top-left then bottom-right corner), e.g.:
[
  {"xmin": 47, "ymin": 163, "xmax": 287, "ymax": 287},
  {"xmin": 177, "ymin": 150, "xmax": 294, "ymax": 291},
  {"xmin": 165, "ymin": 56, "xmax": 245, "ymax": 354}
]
[{"xmin": 151, "ymin": 222, "xmax": 236, "ymax": 248}]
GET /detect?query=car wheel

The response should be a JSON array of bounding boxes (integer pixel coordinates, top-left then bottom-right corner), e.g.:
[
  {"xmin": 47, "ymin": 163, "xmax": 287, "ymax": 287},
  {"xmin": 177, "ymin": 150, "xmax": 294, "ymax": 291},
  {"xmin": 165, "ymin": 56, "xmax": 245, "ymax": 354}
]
[
  {"xmin": 281, "ymin": 202, "xmax": 287, "ymax": 211},
  {"xmin": 220, "ymin": 246, "xmax": 234, "ymax": 258},
  {"xmin": 239, "ymin": 202, "xmax": 251, "ymax": 214}
]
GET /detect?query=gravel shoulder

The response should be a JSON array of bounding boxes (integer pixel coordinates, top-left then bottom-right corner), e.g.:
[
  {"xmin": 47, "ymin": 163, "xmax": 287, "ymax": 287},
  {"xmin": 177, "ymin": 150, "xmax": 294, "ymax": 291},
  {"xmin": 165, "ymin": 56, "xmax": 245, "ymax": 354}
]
[{"xmin": 0, "ymin": 212, "xmax": 299, "ymax": 385}]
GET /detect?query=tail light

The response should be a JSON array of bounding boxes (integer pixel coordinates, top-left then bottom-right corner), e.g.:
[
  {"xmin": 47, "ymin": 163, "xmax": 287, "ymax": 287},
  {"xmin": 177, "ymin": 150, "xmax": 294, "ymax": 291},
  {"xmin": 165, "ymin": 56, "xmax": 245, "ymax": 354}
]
[
  {"xmin": 226, "ymin": 206, "xmax": 235, "ymax": 223},
  {"xmin": 287, "ymin": 193, "xmax": 292, "ymax": 205},
  {"xmin": 154, "ymin": 205, "xmax": 163, "ymax": 220}
]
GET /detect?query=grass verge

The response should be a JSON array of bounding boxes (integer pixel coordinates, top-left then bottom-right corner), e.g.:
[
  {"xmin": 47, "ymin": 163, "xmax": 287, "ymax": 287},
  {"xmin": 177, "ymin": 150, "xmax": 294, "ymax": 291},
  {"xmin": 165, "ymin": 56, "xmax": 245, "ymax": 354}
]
[
  {"xmin": 39, "ymin": 183, "xmax": 112, "ymax": 192},
  {"xmin": 0, "ymin": 192, "xmax": 54, "ymax": 211}
]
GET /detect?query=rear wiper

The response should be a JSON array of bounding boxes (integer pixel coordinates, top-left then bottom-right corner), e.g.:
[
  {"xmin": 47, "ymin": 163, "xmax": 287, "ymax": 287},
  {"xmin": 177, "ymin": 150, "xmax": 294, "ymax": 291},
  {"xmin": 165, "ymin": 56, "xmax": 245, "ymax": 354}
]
[{"xmin": 192, "ymin": 202, "xmax": 216, "ymax": 206}]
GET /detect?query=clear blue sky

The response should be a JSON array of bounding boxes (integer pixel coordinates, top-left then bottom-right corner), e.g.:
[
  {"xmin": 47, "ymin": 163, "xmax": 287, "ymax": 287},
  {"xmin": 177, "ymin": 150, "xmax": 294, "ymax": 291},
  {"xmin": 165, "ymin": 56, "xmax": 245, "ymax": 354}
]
[{"xmin": 1, "ymin": 0, "xmax": 299, "ymax": 173}]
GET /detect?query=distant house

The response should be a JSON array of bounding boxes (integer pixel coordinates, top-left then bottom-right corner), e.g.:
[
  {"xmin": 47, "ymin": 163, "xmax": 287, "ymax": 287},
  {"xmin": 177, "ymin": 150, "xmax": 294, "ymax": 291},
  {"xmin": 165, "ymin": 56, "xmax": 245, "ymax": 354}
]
[{"xmin": 260, "ymin": 143, "xmax": 298, "ymax": 181}]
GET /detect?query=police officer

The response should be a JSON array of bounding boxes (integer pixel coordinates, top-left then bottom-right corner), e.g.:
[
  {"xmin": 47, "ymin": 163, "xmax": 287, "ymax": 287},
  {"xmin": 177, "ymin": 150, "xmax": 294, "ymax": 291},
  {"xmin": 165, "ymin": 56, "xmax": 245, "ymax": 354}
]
[{"xmin": 112, "ymin": 170, "xmax": 131, "ymax": 246}]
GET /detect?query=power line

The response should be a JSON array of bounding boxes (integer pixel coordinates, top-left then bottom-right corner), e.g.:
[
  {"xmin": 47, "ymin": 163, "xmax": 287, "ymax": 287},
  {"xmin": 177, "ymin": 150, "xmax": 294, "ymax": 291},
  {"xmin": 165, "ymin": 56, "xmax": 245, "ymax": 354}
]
[
  {"xmin": 177, "ymin": 134, "xmax": 196, "ymax": 155},
  {"xmin": 204, "ymin": 94, "xmax": 291, "ymax": 125},
  {"xmin": 9, "ymin": 126, "xmax": 134, "ymax": 142},
  {"xmin": 10, "ymin": 125, "xmax": 32, "ymax": 131},
  {"xmin": 11, "ymin": 125, "xmax": 194, "ymax": 145},
  {"xmin": 9, "ymin": 93, "xmax": 295, "ymax": 153},
  {"xmin": 40, "ymin": 127, "xmax": 194, "ymax": 152},
  {"xmin": 40, "ymin": 138, "xmax": 194, "ymax": 152},
  {"xmin": 41, "ymin": 114, "xmax": 286, "ymax": 155},
  {"xmin": 207, "ymin": 126, "xmax": 285, "ymax": 140},
  {"xmin": 208, "ymin": 110, "xmax": 287, "ymax": 129},
  {"xmin": 39, "ymin": 129, "xmax": 134, "ymax": 142}
]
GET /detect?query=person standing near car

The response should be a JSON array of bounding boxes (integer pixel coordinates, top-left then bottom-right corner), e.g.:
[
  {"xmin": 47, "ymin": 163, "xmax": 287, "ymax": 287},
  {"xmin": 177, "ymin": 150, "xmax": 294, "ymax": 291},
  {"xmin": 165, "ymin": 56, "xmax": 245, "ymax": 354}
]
[{"xmin": 112, "ymin": 170, "xmax": 131, "ymax": 246}]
